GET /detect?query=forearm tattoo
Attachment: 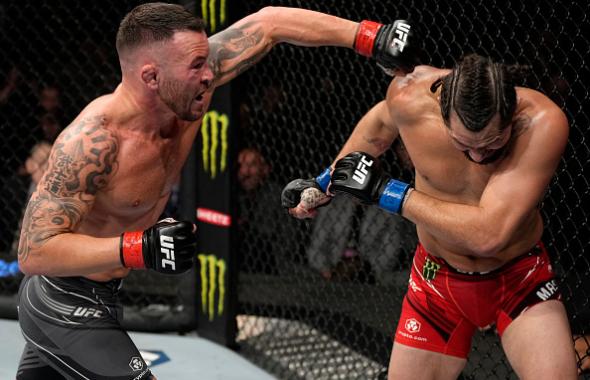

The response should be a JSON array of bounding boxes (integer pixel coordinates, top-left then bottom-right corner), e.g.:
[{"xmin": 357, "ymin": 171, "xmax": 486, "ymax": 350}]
[
  {"xmin": 208, "ymin": 21, "xmax": 269, "ymax": 84},
  {"xmin": 18, "ymin": 116, "xmax": 118, "ymax": 262}
]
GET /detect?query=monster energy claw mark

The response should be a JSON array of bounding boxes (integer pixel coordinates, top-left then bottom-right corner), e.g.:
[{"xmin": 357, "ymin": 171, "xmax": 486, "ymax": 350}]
[
  {"xmin": 201, "ymin": 0, "xmax": 227, "ymax": 33},
  {"xmin": 422, "ymin": 258, "xmax": 441, "ymax": 281},
  {"xmin": 198, "ymin": 254, "xmax": 226, "ymax": 321},
  {"xmin": 201, "ymin": 111, "xmax": 229, "ymax": 179}
]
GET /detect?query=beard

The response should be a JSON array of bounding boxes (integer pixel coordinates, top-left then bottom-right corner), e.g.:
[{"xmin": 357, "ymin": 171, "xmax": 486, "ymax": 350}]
[{"xmin": 158, "ymin": 77, "xmax": 199, "ymax": 121}]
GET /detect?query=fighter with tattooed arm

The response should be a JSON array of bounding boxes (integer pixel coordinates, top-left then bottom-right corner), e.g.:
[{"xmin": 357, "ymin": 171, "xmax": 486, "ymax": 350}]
[{"xmin": 15, "ymin": 3, "xmax": 418, "ymax": 379}]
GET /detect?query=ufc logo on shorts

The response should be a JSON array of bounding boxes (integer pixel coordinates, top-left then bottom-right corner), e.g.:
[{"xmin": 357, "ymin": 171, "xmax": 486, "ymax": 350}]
[
  {"xmin": 72, "ymin": 307, "xmax": 103, "ymax": 318},
  {"xmin": 392, "ymin": 22, "xmax": 411, "ymax": 52},
  {"xmin": 160, "ymin": 235, "xmax": 176, "ymax": 270},
  {"xmin": 352, "ymin": 155, "xmax": 373, "ymax": 185}
]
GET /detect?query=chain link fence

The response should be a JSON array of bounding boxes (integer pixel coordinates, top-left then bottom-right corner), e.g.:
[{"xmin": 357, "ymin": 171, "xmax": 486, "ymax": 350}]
[
  {"xmin": 235, "ymin": 0, "xmax": 589, "ymax": 379},
  {"xmin": 0, "ymin": 0, "xmax": 195, "ymax": 330},
  {"xmin": 0, "ymin": 0, "xmax": 588, "ymax": 379}
]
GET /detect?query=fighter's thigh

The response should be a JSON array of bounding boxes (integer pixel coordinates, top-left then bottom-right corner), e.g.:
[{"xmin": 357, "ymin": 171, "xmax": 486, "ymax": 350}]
[
  {"xmin": 388, "ymin": 342, "xmax": 466, "ymax": 380},
  {"xmin": 501, "ymin": 300, "xmax": 577, "ymax": 380},
  {"xmin": 20, "ymin": 307, "xmax": 151, "ymax": 379}
]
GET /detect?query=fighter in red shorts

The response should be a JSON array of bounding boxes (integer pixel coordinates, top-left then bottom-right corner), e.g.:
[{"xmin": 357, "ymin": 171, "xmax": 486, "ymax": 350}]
[{"xmin": 283, "ymin": 53, "xmax": 577, "ymax": 379}]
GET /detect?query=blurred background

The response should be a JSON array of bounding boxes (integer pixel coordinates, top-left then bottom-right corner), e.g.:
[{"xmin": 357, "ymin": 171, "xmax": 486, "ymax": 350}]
[{"xmin": 0, "ymin": 0, "xmax": 588, "ymax": 379}]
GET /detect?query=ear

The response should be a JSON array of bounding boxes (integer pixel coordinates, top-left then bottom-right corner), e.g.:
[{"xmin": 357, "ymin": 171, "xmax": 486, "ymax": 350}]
[{"xmin": 140, "ymin": 64, "xmax": 159, "ymax": 90}]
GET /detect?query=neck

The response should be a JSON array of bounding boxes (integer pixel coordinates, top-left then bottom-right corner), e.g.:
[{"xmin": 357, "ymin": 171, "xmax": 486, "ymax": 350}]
[{"xmin": 116, "ymin": 78, "xmax": 177, "ymax": 135}]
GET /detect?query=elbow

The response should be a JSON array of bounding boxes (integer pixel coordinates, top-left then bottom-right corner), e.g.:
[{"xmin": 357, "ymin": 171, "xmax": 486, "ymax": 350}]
[
  {"xmin": 18, "ymin": 256, "xmax": 36, "ymax": 276},
  {"xmin": 18, "ymin": 250, "xmax": 46, "ymax": 276},
  {"xmin": 471, "ymin": 231, "xmax": 509, "ymax": 258},
  {"xmin": 253, "ymin": 7, "xmax": 281, "ymax": 43}
]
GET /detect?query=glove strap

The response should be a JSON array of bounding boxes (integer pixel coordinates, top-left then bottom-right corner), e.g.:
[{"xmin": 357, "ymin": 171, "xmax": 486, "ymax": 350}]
[
  {"xmin": 378, "ymin": 179, "xmax": 411, "ymax": 213},
  {"xmin": 354, "ymin": 20, "xmax": 382, "ymax": 57},
  {"xmin": 120, "ymin": 231, "xmax": 145, "ymax": 269},
  {"xmin": 315, "ymin": 167, "xmax": 332, "ymax": 192}
]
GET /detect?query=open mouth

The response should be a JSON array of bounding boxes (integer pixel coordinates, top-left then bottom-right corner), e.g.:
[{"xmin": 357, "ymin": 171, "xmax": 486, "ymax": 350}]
[{"xmin": 195, "ymin": 93, "xmax": 204, "ymax": 102}]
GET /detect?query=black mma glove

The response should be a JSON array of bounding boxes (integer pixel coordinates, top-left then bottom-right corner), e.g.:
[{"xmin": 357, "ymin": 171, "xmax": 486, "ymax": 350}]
[
  {"xmin": 354, "ymin": 19, "xmax": 422, "ymax": 75},
  {"xmin": 281, "ymin": 167, "xmax": 331, "ymax": 209},
  {"xmin": 330, "ymin": 152, "xmax": 412, "ymax": 213},
  {"xmin": 120, "ymin": 218, "xmax": 196, "ymax": 274}
]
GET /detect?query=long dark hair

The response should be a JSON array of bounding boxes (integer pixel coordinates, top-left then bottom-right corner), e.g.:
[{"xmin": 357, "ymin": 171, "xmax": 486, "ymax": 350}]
[{"xmin": 439, "ymin": 54, "xmax": 531, "ymax": 132}]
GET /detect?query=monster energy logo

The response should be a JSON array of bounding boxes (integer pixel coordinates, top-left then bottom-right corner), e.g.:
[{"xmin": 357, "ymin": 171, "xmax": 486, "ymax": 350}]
[
  {"xmin": 198, "ymin": 254, "xmax": 226, "ymax": 321},
  {"xmin": 422, "ymin": 258, "xmax": 441, "ymax": 281},
  {"xmin": 201, "ymin": 110, "xmax": 229, "ymax": 179},
  {"xmin": 201, "ymin": 0, "xmax": 227, "ymax": 33}
]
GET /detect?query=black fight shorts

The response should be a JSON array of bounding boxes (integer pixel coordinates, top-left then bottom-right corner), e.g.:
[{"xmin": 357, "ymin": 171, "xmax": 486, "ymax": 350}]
[{"xmin": 17, "ymin": 275, "xmax": 152, "ymax": 380}]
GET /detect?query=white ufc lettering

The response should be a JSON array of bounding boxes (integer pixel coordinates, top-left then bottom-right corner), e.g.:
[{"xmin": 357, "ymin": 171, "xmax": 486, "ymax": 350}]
[
  {"xmin": 160, "ymin": 235, "xmax": 176, "ymax": 270},
  {"xmin": 393, "ymin": 22, "xmax": 411, "ymax": 52},
  {"xmin": 352, "ymin": 155, "xmax": 374, "ymax": 184},
  {"xmin": 72, "ymin": 307, "xmax": 103, "ymax": 318}
]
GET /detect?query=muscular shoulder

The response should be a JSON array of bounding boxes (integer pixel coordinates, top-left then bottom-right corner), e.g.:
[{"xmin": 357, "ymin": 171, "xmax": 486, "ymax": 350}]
[
  {"xmin": 385, "ymin": 66, "xmax": 449, "ymax": 123},
  {"xmin": 515, "ymin": 87, "xmax": 568, "ymax": 146},
  {"xmin": 46, "ymin": 114, "xmax": 119, "ymax": 197}
]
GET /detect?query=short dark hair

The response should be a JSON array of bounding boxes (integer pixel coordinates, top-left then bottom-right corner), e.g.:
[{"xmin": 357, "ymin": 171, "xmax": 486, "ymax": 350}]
[
  {"xmin": 116, "ymin": 2, "xmax": 205, "ymax": 55},
  {"xmin": 440, "ymin": 54, "xmax": 530, "ymax": 132}
]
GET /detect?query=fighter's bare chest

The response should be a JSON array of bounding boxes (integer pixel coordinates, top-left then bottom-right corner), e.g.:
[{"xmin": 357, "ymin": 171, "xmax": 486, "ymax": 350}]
[
  {"xmin": 98, "ymin": 140, "xmax": 187, "ymax": 215},
  {"xmin": 400, "ymin": 126, "xmax": 497, "ymax": 201}
]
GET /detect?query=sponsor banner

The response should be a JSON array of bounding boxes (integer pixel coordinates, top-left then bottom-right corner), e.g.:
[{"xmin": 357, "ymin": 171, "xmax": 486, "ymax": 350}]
[
  {"xmin": 198, "ymin": 253, "xmax": 226, "ymax": 321},
  {"xmin": 201, "ymin": 0, "xmax": 227, "ymax": 33},
  {"xmin": 201, "ymin": 110, "xmax": 229, "ymax": 179},
  {"xmin": 197, "ymin": 207, "xmax": 232, "ymax": 227}
]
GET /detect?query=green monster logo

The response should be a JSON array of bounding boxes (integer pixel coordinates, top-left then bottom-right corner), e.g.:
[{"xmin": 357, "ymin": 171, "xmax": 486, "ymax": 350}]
[
  {"xmin": 198, "ymin": 254, "xmax": 226, "ymax": 321},
  {"xmin": 201, "ymin": 110, "xmax": 229, "ymax": 179},
  {"xmin": 422, "ymin": 258, "xmax": 441, "ymax": 281},
  {"xmin": 201, "ymin": 0, "xmax": 227, "ymax": 33}
]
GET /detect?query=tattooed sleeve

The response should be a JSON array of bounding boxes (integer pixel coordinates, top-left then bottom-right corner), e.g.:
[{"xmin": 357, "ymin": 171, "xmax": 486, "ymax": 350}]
[
  {"xmin": 18, "ymin": 116, "xmax": 119, "ymax": 262},
  {"xmin": 207, "ymin": 21, "xmax": 271, "ymax": 87}
]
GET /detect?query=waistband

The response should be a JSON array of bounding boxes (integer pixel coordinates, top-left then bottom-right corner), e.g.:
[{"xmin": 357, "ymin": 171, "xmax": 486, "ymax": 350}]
[
  {"xmin": 415, "ymin": 241, "xmax": 547, "ymax": 277},
  {"xmin": 39, "ymin": 275, "xmax": 122, "ymax": 302}
]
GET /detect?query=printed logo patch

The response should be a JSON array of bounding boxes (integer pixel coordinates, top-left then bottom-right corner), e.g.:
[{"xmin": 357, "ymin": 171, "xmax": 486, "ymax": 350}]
[
  {"xmin": 405, "ymin": 318, "xmax": 421, "ymax": 334},
  {"xmin": 129, "ymin": 357, "xmax": 144, "ymax": 371},
  {"xmin": 422, "ymin": 258, "xmax": 441, "ymax": 281}
]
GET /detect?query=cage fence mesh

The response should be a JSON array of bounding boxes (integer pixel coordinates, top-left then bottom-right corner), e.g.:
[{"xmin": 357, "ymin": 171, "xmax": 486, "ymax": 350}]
[{"xmin": 0, "ymin": 0, "xmax": 588, "ymax": 379}]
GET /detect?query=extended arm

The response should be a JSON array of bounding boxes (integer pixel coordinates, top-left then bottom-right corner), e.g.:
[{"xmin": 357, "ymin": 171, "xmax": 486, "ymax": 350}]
[{"xmin": 208, "ymin": 6, "xmax": 421, "ymax": 87}]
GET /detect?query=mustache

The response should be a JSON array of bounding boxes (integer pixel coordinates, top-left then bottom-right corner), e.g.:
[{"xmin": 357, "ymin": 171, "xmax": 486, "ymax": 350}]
[{"xmin": 463, "ymin": 146, "xmax": 508, "ymax": 165}]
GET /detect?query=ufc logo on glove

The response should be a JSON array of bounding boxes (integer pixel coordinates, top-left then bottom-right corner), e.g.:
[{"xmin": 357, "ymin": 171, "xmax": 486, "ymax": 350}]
[
  {"xmin": 352, "ymin": 155, "xmax": 374, "ymax": 184},
  {"xmin": 159, "ymin": 235, "xmax": 176, "ymax": 270},
  {"xmin": 393, "ymin": 22, "xmax": 411, "ymax": 52}
]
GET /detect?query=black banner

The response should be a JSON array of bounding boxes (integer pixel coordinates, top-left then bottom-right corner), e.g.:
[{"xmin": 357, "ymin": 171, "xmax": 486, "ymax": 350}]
[{"xmin": 194, "ymin": 83, "xmax": 238, "ymax": 347}]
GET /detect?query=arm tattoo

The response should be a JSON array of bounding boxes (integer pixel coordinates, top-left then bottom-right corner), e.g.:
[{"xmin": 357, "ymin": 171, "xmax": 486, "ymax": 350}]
[
  {"xmin": 208, "ymin": 21, "xmax": 269, "ymax": 83},
  {"xmin": 18, "ymin": 116, "xmax": 119, "ymax": 262}
]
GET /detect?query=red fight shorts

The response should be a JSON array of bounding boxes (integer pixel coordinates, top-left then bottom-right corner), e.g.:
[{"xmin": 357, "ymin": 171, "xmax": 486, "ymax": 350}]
[{"xmin": 394, "ymin": 242, "xmax": 560, "ymax": 358}]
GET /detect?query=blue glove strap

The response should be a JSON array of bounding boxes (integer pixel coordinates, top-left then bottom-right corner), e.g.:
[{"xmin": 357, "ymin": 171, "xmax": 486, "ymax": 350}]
[
  {"xmin": 378, "ymin": 179, "xmax": 410, "ymax": 213},
  {"xmin": 315, "ymin": 167, "xmax": 331, "ymax": 192}
]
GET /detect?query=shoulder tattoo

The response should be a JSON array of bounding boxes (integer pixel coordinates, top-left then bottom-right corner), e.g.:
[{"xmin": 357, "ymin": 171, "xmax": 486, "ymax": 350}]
[{"xmin": 18, "ymin": 116, "xmax": 119, "ymax": 261}]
